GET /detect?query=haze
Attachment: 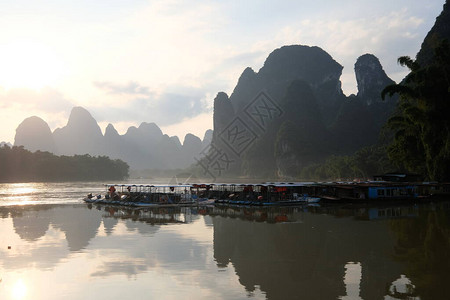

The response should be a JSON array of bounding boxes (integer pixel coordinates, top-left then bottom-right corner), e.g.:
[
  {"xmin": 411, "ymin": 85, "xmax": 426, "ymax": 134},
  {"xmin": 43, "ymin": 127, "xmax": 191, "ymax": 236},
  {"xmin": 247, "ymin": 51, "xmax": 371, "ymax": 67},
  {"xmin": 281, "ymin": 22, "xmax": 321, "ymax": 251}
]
[{"xmin": 0, "ymin": 0, "xmax": 444, "ymax": 143}]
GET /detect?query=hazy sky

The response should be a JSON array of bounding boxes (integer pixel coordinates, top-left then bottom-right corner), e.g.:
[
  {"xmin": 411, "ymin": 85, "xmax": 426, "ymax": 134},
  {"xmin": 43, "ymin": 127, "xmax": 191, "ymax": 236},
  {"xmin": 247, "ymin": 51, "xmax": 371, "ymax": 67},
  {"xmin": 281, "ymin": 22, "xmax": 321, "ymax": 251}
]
[{"xmin": 0, "ymin": 0, "xmax": 445, "ymax": 144}]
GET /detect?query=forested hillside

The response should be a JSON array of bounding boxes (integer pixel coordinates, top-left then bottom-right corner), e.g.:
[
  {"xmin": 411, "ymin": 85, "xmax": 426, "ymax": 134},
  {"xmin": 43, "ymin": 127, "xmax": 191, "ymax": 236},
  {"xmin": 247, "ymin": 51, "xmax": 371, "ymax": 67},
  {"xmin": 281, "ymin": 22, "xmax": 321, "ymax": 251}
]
[{"xmin": 0, "ymin": 145, "xmax": 129, "ymax": 182}]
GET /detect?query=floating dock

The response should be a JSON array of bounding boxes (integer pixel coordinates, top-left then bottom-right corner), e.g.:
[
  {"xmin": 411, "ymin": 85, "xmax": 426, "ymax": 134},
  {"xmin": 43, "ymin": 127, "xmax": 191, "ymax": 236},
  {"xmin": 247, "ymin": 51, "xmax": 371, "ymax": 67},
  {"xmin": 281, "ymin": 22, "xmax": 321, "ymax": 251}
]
[{"xmin": 84, "ymin": 180, "xmax": 450, "ymax": 207}]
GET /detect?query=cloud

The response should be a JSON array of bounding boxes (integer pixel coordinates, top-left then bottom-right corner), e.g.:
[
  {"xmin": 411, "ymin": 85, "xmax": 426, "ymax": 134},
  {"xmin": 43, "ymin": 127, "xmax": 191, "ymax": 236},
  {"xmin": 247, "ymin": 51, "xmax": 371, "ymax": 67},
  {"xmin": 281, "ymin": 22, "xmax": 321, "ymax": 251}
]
[
  {"xmin": 0, "ymin": 87, "xmax": 75, "ymax": 142},
  {"xmin": 93, "ymin": 81, "xmax": 153, "ymax": 96},
  {"xmin": 0, "ymin": 87, "xmax": 73, "ymax": 112},
  {"xmin": 253, "ymin": 8, "xmax": 430, "ymax": 94},
  {"xmin": 221, "ymin": 51, "xmax": 266, "ymax": 67},
  {"xmin": 84, "ymin": 4, "xmax": 434, "ymax": 131},
  {"xmin": 91, "ymin": 83, "xmax": 211, "ymax": 129},
  {"xmin": 161, "ymin": 111, "xmax": 213, "ymax": 140}
]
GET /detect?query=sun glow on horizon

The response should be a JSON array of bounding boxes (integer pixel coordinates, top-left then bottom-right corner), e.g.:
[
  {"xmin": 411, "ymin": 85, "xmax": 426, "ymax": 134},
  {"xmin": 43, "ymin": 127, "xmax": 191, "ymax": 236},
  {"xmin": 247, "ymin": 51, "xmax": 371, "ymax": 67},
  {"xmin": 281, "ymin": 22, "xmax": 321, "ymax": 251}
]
[
  {"xmin": 161, "ymin": 112, "xmax": 213, "ymax": 141},
  {"xmin": 11, "ymin": 279, "xmax": 27, "ymax": 299},
  {"xmin": 0, "ymin": 40, "xmax": 65, "ymax": 90}
]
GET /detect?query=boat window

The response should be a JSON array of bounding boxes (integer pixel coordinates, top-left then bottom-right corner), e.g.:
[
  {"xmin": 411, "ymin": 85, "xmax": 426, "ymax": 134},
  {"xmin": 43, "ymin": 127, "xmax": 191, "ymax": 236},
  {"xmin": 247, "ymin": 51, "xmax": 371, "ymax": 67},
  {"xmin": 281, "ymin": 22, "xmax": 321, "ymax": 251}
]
[{"xmin": 377, "ymin": 189, "xmax": 385, "ymax": 196}]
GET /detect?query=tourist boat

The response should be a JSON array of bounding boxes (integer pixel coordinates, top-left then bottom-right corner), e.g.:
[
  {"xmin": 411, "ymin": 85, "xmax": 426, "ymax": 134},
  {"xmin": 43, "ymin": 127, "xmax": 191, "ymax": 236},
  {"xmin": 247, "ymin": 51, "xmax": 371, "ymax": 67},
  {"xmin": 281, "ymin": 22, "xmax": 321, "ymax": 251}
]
[
  {"xmin": 316, "ymin": 180, "xmax": 449, "ymax": 202},
  {"xmin": 84, "ymin": 184, "xmax": 209, "ymax": 207},
  {"xmin": 84, "ymin": 178, "xmax": 447, "ymax": 208},
  {"xmin": 212, "ymin": 182, "xmax": 321, "ymax": 206},
  {"xmin": 84, "ymin": 182, "xmax": 320, "ymax": 207}
]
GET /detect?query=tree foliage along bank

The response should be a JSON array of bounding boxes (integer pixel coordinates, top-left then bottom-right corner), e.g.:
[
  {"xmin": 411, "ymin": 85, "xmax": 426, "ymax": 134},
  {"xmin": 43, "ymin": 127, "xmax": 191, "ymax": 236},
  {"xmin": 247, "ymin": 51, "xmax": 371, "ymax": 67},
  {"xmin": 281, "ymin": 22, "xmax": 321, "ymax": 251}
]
[
  {"xmin": 382, "ymin": 40, "xmax": 450, "ymax": 182},
  {"xmin": 0, "ymin": 145, "xmax": 129, "ymax": 182},
  {"xmin": 303, "ymin": 40, "xmax": 450, "ymax": 182},
  {"xmin": 297, "ymin": 145, "xmax": 391, "ymax": 181}
]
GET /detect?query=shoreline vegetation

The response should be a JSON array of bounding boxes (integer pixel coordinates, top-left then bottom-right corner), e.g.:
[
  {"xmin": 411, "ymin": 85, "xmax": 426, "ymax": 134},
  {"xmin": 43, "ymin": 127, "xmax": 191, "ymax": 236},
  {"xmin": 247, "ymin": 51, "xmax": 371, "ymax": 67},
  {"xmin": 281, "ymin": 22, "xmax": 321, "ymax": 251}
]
[{"xmin": 0, "ymin": 145, "xmax": 129, "ymax": 182}]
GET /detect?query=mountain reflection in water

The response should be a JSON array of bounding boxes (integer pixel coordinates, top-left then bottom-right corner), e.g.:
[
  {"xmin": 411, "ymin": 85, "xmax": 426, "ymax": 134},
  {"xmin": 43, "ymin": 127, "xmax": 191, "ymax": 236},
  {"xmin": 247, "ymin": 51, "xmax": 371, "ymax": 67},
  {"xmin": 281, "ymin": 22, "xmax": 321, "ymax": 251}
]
[{"xmin": 0, "ymin": 200, "xmax": 449, "ymax": 300}]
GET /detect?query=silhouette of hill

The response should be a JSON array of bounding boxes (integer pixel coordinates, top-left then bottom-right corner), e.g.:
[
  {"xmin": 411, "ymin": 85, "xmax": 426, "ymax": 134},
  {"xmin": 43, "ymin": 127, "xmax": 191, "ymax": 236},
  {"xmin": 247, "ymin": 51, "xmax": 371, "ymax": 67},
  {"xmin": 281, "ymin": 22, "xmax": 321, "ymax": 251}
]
[
  {"xmin": 206, "ymin": 45, "xmax": 397, "ymax": 178},
  {"xmin": 15, "ymin": 116, "xmax": 56, "ymax": 153},
  {"xmin": 416, "ymin": 0, "xmax": 450, "ymax": 66},
  {"xmin": 14, "ymin": 107, "xmax": 212, "ymax": 170},
  {"xmin": 53, "ymin": 107, "xmax": 105, "ymax": 156}
]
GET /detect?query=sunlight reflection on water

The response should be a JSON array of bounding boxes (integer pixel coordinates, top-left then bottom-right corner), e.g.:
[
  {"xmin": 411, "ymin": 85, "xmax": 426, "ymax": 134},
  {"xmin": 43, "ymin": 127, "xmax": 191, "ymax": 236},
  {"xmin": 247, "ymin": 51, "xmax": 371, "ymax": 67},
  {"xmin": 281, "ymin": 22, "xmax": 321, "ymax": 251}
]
[
  {"xmin": 0, "ymin": 204, "xmax": 258, "ymax": 300},
  {"xmin": 0, "ymin": 182, "xmax": 104, "ymax": 206}
]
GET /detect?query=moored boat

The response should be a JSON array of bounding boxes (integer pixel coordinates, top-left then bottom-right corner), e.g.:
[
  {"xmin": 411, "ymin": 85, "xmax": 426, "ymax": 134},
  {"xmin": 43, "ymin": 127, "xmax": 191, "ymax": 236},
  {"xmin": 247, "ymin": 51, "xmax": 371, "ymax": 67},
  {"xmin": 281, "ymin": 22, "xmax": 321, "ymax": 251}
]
[
  {"xmin": 84, "ymin": 184, "xmax": 206, "ymax": 207},
  {"xmin": 84, "ymin": 179, "xmax": 449, "ymax": 207}
]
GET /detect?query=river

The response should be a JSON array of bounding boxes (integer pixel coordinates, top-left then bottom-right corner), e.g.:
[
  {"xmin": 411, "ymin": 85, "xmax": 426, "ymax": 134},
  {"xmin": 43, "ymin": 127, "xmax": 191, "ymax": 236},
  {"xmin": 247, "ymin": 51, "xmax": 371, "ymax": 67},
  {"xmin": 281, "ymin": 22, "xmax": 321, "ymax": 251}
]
[{"xmin": 0, "ymin": 182, "xmax": 449, "ymax": 299}]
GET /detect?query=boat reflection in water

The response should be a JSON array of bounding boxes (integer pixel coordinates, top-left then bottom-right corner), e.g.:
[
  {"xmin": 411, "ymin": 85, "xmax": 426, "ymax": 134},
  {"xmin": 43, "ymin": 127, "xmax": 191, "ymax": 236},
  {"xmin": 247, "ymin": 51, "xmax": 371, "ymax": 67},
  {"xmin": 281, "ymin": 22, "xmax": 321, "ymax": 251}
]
[{"xmin": 0, "ymin": 200, "xmax": 449, "ymax": 299}]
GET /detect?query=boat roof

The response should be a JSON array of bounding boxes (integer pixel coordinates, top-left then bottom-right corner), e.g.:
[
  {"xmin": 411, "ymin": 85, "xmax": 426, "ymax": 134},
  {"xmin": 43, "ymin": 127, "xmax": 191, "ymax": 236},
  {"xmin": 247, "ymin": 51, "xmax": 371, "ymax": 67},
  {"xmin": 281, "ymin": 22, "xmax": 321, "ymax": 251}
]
[
  {"xmin": 104, "ymin": 181, "xmax": 440, "ymax": 189},
  {"xmin": 105, "ymin": 184, "xmax": 193, "ymax": 188}
]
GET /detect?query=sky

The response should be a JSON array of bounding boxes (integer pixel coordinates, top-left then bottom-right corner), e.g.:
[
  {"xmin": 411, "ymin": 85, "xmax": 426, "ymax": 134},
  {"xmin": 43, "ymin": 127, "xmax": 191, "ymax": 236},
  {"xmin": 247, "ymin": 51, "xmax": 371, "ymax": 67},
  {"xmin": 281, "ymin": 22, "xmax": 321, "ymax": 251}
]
[{"xmin": 0, "ymin": 0, "xmax": 446, "ymax": 144}]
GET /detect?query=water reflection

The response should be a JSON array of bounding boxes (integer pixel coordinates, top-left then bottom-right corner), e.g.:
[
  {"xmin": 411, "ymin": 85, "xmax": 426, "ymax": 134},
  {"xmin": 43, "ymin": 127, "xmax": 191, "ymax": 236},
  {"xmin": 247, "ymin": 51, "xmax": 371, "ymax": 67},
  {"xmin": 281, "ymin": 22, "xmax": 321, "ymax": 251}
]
[
  {"xmin": 92, "ymin": 204, "xmax": 194, "ymax": 225},
  {"xmin": 1, "ymin": 204, "xmax": 235, "ymax": 300},
  {"xmin": 10, "ymin": 206, "xmax": 51, "ymax": 241},
  {"xmin": 340, "ymin": 262, "xmax": 362, "ymax": 300},
  {"xmin": 211, "ymin": 202, "xmax": 450, "ymax": 299},
  {"xmin": 0, "ymin": 201, "xmax": 448, "ymax": 299},
  {"xmin": 212, "ymin": 206, "xmax": 402, "ymax": 299},
  {"xmin": 386, "ymin": 275, "xmax": 419, "ymax": 299},
  {"xmin": 388, "ymin": 203, "xmax": 450, "ymax": 300}
]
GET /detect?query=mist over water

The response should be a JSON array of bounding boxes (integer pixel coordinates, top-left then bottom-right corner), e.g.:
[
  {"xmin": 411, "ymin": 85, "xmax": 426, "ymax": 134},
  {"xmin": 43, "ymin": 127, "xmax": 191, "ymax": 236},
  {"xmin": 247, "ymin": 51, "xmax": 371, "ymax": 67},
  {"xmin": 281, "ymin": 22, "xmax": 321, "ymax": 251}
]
[
  {"xmin": 0, "ymin": 182, "xmax": 102, "ymax": 206},
  {"xmin": 0, "ymin": 179, "xmax": 188, "ymax": 206}
]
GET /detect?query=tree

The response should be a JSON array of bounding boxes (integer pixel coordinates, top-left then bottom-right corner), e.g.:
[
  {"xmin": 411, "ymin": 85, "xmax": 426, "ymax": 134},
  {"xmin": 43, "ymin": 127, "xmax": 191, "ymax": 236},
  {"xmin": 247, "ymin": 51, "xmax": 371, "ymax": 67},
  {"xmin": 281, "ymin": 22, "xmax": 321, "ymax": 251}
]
[
  {"xmin": 0, "ymin": 145, "xmax": 129, "ymax": 182},
  {"xmin": 382, "ymin": 40, "xmax": 450, "ymax": 181}
]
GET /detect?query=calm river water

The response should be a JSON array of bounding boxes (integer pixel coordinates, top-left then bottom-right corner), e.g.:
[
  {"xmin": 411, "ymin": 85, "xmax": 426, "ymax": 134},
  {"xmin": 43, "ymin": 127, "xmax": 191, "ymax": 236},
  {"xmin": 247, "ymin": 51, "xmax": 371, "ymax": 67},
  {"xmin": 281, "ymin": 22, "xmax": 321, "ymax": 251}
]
[{"xmin": 0, "ymin": 182, "xmax": 449, "ymax": 300}]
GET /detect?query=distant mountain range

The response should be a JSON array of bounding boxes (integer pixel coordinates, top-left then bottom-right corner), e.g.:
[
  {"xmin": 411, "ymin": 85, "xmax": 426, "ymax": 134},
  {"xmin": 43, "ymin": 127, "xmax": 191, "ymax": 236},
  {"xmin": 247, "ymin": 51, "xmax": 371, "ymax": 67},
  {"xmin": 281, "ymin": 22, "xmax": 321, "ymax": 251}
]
[
  {"xmin": 14, "ymin": 0, "xmax": 449, "ymax": 177},
  {"xmin": 14, "ymin": 107, "xmax": 212, "ymax": 170},
  {"xmin": 13, "ymin": 48, "xmax": 395, "ymax": 174}
]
